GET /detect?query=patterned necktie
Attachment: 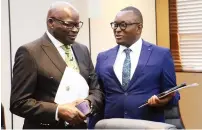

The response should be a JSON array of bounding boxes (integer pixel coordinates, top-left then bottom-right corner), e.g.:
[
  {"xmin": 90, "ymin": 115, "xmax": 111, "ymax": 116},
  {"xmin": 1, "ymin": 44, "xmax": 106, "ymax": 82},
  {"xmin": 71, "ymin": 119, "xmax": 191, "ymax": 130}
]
[
  {"xmin": 122, "ymin": 48, "xmax": 131, "ymax": 90},
  {"xmin": 61, "ymin": 45, "xmax": 80, "ymax": 73}
]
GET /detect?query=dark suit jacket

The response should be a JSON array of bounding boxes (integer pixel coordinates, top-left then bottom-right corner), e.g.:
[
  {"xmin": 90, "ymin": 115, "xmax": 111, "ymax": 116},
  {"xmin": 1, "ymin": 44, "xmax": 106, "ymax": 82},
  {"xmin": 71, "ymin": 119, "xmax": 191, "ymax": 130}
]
[
  {"xmin": 88, "ymin": 40, "xmax": 180, "ymax": 128},
  {"xmin": 10, "ymin": 33, "xmax": 104, "ymax": 129}
]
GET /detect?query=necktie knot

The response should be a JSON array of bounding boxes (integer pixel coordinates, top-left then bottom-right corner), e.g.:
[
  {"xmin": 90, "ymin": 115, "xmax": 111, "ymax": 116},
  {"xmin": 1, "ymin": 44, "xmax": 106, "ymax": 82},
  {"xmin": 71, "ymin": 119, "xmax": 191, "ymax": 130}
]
[
  {"xmin": 124, "ymin": 48, "xmax": 131, "ymax": 56},
  {"xmin": 61, "ymin": 45, "xmax": 80, "ymax": 72},
  {"xmin": 61, "ymin": 45, "xmax": 71, "ymax": 54}
]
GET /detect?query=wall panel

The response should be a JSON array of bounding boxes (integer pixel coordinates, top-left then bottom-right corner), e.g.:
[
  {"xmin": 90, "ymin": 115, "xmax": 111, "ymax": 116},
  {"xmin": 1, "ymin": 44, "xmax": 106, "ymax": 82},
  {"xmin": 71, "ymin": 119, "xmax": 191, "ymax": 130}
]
[{"xmin": 1, "ymin": 0, "xmax": 12, "ymax": 129}]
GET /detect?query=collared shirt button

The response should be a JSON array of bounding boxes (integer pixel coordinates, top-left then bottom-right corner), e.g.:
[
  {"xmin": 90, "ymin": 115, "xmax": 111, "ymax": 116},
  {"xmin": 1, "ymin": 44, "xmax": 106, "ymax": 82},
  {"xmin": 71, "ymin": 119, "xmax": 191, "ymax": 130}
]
[
  {"xmin": 66, "ymin": 86, "xmax": 70, "ymax": 91},
  {"xmin": 124, "ymin": 111, "xmax": 127, "ymax": 115}
]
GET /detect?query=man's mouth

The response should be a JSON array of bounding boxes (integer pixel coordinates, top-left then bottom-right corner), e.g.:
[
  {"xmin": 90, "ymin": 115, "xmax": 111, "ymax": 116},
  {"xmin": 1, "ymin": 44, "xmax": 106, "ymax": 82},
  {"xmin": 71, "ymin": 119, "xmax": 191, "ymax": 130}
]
[
  {"xmin": 115, "ymin": 35, "xmax": 123, "ymax": 39},
  {"xmin": 68, "ymin": 35, "xmax": 77, "ymax": 39}
]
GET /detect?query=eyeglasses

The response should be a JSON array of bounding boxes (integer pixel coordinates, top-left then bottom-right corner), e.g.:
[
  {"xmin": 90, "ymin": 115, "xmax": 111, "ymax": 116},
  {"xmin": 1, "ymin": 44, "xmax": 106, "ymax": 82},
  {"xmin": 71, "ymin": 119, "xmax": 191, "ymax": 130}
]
[
  {"xmin": 110, "ymin": 21, "xmax": 140, "ymax": 30},
  {"xmin": 51, "ymin": 17, "xmax": 83, "ymax": 30}
]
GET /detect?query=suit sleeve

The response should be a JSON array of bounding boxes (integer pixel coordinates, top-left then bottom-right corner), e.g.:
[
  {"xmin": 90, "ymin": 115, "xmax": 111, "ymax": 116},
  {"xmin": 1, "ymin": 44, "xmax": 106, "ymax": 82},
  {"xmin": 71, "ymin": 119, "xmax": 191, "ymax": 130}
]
[
  {"xmin": 95, "ymin": 53, "xmax": 104, "ymax": 91},
  {"xmin": 161, "ymin": 49, "xmax": 180, "ymax": 106},
  {"xmin": 84, "ymin": 48, "xmax": 104, "ymax": 114},
  {"xmin": 10, "ymin": 46, "xmax": 57, "ymax": 123}
]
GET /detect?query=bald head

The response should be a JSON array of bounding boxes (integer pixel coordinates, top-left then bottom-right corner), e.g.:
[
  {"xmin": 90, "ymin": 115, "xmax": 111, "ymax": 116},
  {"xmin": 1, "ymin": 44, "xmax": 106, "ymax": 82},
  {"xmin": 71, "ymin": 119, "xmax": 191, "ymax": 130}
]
[
  {"xmin": 120, "ymin": 6, "xmax": 143, "ymax": 24},
  {"xmin": 47, "ymin": 1, "xmax": 79, "ymax": 21},
  {"xmin": 46, "ymin": 1, "xmax": 82, "ymax": 45}
]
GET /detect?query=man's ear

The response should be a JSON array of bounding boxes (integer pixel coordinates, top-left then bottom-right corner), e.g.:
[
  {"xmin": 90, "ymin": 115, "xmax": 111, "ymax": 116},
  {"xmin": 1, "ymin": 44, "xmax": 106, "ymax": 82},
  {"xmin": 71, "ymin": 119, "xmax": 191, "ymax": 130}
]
[
  {"xmin": 47, "ymin": 18, "xmax": 54, "ymax": 28},
  {"xmin": 137, "ymin": 23, "xmax": 143, "ymax": 34}
]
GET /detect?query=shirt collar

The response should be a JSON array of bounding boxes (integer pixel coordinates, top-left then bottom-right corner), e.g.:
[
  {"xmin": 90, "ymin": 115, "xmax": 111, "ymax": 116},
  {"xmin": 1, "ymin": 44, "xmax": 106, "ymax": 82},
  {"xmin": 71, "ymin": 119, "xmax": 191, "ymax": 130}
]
[
  {"xmin": 119, "ymin": 38, "xmax": 142, "ymax": 53},
  {"xmin": 46, "ymin": 31, "xmax": 64, "ymax": 48}
]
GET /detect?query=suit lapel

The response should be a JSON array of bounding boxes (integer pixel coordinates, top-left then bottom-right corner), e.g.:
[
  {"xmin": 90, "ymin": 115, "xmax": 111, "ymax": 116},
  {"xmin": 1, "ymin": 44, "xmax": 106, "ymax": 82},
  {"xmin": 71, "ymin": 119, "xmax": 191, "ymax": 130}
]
[
  {"xmin": 105, "ymin": 45, "xmax": 123, "ymax": 89},
  {"xmin": 41, "ymin": 34, "xmax": 66, "ymax": 74},
  {"xmin": 71, "ymin": 44, "xmax": 85, "ymax": 75},
  {"xmin": 128, "ymin": 41, "xmax": 153, "ymax": 90}
]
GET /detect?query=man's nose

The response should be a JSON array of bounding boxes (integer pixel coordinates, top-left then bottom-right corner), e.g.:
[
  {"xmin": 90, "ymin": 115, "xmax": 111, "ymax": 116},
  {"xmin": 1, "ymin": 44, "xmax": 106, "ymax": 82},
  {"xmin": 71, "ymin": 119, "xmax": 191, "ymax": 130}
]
[
  {"xmin": 114, "ymin": 26, "xmax": 122, "ymax": 33},
  {"xmin": 71, "ymin": 26, "xmax": 79, "ymax": 33}
]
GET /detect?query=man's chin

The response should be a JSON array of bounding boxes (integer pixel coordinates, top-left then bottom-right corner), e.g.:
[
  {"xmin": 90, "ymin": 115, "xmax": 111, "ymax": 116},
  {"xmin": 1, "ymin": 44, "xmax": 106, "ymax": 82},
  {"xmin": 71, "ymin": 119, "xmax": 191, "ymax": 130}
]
[
  {"xmin": 64, "ymin": 38, "xmax": 75, "ymax": 45},
  {"xmin": 116, "ymin": 41, "xmax": 126, "ymax": 46}
]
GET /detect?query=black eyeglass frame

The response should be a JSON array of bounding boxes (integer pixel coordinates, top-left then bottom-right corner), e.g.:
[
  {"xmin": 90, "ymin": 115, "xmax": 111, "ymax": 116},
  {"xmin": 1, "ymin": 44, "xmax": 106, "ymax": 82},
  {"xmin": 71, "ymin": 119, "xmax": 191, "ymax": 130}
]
[
  {"xmin": 50, "ymin": 17, "xmax": 83, "ymax": 30},
  {"xmin": 110, "ymin": 21, "xmax": 140, "ymax": 30}
]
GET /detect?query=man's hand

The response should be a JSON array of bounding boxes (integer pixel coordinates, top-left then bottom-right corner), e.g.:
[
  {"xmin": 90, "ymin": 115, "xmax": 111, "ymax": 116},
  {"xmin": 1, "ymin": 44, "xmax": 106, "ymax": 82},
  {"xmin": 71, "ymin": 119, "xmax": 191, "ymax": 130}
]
[
  {"xmin": 147, "ymin": 92, "xmax": 175, "ymax": 107},
  {"xmin": 58, "ymin": 103, "xmax": 86, "ymax": 125}
]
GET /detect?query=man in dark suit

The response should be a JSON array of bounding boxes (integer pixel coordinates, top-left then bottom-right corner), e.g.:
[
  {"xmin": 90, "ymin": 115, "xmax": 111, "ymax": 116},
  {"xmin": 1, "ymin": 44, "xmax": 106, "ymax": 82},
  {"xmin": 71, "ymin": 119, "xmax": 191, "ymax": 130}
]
[
  {"xmin": 10, "ymin": 1, "xmax": 104, "ymax": 129},
  {"xmin": 88, "ymin": 6, "xmax": 180, "ymax": 128}
]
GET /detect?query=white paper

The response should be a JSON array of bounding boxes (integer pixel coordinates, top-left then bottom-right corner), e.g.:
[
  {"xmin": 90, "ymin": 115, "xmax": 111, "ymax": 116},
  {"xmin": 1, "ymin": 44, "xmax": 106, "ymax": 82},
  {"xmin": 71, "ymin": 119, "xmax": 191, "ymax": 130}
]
[{"xmin": 54, "ymin": 67, "xmax": 89, "ymax": 104}]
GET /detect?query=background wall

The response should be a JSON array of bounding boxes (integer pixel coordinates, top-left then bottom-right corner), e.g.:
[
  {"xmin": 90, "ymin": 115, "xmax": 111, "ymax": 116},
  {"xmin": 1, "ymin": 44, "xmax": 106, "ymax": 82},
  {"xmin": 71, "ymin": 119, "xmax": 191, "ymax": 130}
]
[
  {"xmin": 1, "ymin": 0, "xmax": 12, "ymax": 129},
  {"xmin": 156, "ymin": 0, "xmax": 202, "ymax": 129},
  {"xmin": 1, "ymin": 0, "xmax": 156, "ymax": 129}
]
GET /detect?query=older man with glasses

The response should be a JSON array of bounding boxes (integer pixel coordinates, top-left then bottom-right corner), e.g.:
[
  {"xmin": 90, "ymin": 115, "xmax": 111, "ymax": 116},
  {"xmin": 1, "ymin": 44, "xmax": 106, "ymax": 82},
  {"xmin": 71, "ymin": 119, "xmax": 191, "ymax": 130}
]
[
  {"xmin": 10, "ymin": 1, "xmax": 104, "ymax": 129},
  {"xmin": 88, "ymin": 6, "xmax": 180, "ymax": 129}
]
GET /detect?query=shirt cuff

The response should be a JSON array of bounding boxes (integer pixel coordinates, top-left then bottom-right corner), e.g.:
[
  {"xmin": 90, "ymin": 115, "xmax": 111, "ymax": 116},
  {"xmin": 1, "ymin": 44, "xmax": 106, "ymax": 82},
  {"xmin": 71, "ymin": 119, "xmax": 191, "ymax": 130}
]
[{"xmin": 55, "ymin": 106, "xmax": 59, "ymax": 121}]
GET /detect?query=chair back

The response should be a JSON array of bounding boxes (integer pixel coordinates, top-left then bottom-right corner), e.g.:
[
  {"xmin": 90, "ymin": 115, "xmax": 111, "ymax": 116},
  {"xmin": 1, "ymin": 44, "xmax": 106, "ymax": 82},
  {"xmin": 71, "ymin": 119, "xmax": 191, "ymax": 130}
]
[
  {"xmin": 164, "ymin": 105, "xmax": 185, "ymax": 129},
  {"xmin": 95, "ymin": 118, "xmax": 177, "ymax": 129}
]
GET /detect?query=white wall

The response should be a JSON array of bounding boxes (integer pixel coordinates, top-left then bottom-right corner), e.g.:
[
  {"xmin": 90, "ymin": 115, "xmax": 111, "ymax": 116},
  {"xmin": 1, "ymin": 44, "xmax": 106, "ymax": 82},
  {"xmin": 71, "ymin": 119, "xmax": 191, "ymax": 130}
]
[
  {"xmin": 10, "ymin": 0, "xmax": 90, "ymax": 63},
  {"xmin": 1, "ymin": 0, "xmax": 12, "ymax": 129},
  {"xmin": 1, "ymin": 0, "xmax": 156, "ymax": 129}
]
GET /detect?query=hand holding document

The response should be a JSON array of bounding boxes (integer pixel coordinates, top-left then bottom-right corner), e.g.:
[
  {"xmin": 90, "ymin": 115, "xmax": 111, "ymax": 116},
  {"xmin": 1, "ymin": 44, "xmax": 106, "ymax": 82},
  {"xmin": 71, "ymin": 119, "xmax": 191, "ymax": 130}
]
[
  {"xmin": 54, "ymin": 67, "xmax": 89, "ymax": 104},
  {"xmin": 138, "ymin": 83, "xmax": 199, "ymax": 108},
  {"xmin": 54, "ymin": 67, "xmax": 90, "ymax": 125}
]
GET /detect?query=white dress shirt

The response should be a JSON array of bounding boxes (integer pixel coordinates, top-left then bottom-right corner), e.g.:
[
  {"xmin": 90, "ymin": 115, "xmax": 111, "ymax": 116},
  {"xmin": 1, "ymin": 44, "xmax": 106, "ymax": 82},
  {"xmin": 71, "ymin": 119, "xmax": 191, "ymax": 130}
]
[
  {"xmin": 113, "ymin": 38, "xmax": 142, "ymax": 84},
  {"xmin": 46, "ymin": 31, "xmax": 77, "ymax": 121}
]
